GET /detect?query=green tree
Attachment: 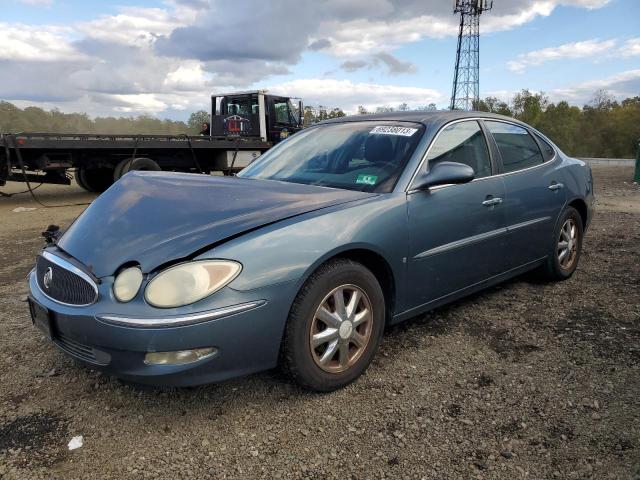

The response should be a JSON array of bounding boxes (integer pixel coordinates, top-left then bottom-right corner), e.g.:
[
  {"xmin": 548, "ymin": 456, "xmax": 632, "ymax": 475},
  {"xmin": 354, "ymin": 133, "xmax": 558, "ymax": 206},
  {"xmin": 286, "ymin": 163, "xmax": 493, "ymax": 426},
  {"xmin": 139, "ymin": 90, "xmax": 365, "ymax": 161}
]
[
  {"xmin": 187, "ymin": 110, "xmax": 210, "ymax": 134},
  {"xmin": 303, "ymin": 106, "xmax": 317, "ymax": 126},
  {"xmin": 474, "ymin": 97, "xmax": 512, "ymax": 116},
  {"xmin": 512, "ymin": 89, "xmax": 548, "ymax": 128},
  {"xmin": 536, "ymin": 101, "xmax": 581, "ymax": 154}
]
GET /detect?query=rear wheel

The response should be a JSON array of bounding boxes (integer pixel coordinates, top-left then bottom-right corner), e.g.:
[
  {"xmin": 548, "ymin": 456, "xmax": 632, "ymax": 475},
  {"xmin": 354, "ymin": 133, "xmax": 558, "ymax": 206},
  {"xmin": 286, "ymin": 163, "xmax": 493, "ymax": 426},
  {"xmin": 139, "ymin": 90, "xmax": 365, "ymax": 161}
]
[
  {"xmin": 282, "ymin": 259, "xmax": 385, "ymax": 392},
  {"xmin": 77, "ymin": 166, "xmax": 114, "ymax": 193},
  {"xmin": 114, "ymin": 157, "xmax": 161, "ymax": 181},
  {"xmin": 538, "ymin": 206, "xmax": 584, "ymax": 281}
]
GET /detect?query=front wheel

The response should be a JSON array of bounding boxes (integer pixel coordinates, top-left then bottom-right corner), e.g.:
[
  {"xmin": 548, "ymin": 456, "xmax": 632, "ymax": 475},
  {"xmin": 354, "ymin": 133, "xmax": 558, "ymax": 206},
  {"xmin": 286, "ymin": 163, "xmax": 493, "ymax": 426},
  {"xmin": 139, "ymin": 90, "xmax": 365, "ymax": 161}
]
[
  {"xmin": 538, "ymin": 206, "xmax": 584, "ymax": 281},
  {"xmin": 282, "ymin": 259, "xmax": 385, "ymax": 392}
]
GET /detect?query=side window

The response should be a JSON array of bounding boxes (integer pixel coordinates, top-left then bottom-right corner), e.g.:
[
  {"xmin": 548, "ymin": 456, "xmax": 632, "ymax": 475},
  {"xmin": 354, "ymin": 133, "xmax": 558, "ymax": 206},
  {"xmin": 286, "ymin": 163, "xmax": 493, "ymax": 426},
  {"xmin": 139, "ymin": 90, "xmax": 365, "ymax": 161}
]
[
  {"xmin": 485, "ymin": 121, "xmax": 544, "ymax": 173},
  {"xmin": 534, "ymin": 133, "xmax": 555, "ymax": 162},
  {"xmin": 426, "ymin": 121, "xmax": 492, "ymax": 178},
  {"xmin": 273, "ymin": 100, "xmax": 291, "ymax": 124}
]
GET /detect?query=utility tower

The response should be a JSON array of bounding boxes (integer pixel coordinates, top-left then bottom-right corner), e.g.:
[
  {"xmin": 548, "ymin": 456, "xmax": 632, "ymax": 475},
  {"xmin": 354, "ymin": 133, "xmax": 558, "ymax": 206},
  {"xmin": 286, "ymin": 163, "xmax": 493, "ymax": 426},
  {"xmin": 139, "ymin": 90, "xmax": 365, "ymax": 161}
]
[{"xmin": 450, "ymin": 0, "xmax": 493, "ymax": 111}]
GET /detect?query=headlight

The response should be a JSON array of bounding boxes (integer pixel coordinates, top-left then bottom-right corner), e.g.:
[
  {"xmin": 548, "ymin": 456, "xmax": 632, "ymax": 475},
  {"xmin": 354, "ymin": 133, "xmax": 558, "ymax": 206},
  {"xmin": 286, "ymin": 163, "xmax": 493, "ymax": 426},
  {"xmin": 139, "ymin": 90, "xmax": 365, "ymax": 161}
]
[
  {"xmin": 113, "ymin": 267, "xmax": 143, "ymax": 302},
  {"xmin": 145, "ymin": 260, "xmax": 241, "ymax": 308}
]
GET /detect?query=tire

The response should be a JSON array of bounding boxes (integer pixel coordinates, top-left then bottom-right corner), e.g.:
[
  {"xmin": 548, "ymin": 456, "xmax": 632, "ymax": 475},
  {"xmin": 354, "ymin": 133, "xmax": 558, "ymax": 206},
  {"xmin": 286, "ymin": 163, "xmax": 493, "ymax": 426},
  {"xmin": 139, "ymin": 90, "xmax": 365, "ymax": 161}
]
[
  {"xmin": 538, "ymin": 206, "xmax": 584, "ymax": 281},
  {"xmin": 77, "ymin": 166, "xmax": 114, "ymax": 193},
  {"xmin": 74, "ymin": 168, "xmax": 89, "ymax": 191},
  {"xmin": 117, "ymin": 157, "xmax": 161, "ymax": 180},
  {"xmin": 113, "ymin": 158, "xmax": 129, "ymax": 181},
  {"xmin": 282, "ymin": 259, "xmax": 385, "ymax": 392}
]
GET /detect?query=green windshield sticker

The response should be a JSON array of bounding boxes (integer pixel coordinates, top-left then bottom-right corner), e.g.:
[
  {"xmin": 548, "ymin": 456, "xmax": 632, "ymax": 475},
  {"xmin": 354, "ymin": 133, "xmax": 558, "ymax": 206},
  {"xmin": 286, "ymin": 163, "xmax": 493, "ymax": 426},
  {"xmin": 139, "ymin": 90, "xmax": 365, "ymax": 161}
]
[{"xmin": 356, "ymin": 174, "xmax": 378, "ymax": 185}]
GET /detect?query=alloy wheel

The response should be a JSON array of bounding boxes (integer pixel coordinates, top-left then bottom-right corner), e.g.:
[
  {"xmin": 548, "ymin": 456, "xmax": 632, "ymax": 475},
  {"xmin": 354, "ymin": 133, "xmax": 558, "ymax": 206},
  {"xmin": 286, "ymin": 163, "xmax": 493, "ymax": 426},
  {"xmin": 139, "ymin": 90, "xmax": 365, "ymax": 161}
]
[
  {"xmin": 309, "ymin": 284, "xmax": 373, "ymax": 373},
  {"xmin": 557, "ymin": 218, "xmax": 579, "ymax": 270}
]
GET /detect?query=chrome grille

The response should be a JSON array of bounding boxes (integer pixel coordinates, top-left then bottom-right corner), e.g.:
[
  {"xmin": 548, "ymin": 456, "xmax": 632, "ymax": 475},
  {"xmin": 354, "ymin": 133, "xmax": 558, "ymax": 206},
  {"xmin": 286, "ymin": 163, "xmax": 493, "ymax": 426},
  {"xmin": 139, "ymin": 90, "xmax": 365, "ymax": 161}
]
[{"xmin": 36, "ymin": 252, "xmax": 98, "ymax": 306}]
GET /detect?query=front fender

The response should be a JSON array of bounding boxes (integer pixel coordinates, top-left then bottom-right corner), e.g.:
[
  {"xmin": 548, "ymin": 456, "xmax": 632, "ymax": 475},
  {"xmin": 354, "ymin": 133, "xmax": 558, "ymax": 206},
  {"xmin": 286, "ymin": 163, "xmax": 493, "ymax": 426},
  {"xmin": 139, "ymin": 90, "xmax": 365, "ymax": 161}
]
[{"xmin": 201, "ymin": 194, "xmax": 409, "ymax": 308}]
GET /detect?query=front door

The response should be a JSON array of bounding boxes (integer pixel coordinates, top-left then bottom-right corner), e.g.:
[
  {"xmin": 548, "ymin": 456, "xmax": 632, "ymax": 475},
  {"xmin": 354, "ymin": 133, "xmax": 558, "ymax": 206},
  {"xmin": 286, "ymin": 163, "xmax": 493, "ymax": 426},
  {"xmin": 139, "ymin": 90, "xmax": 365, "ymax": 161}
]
[
  {"xmin": 407, "ymin": 120, "xmax": 508, "ymax": 307},
  {"xmin": 268, "ymin": 96, "xmax": 302, "ymax": 143},
  {"xmin": 483, "ymin": 121, "xmax": 567, "ymax": 269}
]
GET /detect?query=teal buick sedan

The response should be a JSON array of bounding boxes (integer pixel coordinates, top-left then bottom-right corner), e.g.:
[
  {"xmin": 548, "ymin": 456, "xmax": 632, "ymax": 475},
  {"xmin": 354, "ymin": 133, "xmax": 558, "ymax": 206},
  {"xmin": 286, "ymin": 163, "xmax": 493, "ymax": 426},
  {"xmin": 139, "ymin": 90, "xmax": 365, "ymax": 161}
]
[{"xmin": 28, "ymin": 111, "xmax": 594, "ymax": 391}]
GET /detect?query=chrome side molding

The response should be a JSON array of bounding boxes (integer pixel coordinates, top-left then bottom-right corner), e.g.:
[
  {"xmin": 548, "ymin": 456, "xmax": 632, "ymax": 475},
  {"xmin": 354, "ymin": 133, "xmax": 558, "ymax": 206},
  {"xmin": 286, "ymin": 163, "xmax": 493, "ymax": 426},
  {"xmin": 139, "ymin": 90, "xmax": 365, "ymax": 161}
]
[{"xmin": 96, "ymin": 300, "xmax": 267, "ymax": 328}]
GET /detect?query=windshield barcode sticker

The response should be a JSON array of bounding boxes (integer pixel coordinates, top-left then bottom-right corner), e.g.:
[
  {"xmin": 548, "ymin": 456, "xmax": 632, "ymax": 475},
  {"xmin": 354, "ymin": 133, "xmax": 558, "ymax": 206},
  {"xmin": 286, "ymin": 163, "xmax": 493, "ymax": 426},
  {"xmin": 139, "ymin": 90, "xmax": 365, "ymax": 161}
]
[{"xmin": 370, "ymin": 126, "xmax": 418, "ymax": 137}]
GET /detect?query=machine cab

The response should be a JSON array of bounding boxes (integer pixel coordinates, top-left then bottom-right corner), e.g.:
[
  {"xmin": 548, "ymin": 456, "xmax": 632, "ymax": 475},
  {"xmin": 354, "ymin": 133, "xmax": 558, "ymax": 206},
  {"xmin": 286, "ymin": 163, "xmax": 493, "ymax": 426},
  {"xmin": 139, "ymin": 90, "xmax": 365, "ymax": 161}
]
[{"xmin": 211, "ymin": 90, "xmax": 303, "ymax": 144}]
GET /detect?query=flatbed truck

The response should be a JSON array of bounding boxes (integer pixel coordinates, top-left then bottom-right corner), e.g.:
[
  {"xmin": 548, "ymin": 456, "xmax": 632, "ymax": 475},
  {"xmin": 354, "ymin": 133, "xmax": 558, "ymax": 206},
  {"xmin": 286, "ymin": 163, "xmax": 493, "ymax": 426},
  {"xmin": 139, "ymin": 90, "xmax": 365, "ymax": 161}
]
[{"xmin": 1, "ymin": 90, "xmax": 302, "ymax": 192}]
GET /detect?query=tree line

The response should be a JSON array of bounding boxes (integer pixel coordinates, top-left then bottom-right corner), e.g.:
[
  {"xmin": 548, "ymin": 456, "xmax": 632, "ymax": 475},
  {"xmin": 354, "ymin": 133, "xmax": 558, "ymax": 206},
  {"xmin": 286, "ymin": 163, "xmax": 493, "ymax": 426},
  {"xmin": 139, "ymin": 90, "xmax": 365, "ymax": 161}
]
[
  {"xmin": 474, "ymin": 90, "xmax": 640, "ymax": 159},
  {"xmin": 1, "ymin": 89, "xmax": 638, "ymax": 158},
  {"xmin": 0, "ymin": 101, "xmax": 190, "ymax": 135}
]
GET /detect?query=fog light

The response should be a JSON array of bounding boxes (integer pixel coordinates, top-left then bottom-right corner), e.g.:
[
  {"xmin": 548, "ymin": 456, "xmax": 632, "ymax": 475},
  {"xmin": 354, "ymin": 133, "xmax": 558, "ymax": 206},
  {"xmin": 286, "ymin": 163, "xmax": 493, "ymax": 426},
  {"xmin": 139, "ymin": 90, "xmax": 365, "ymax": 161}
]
[{"xmin": 144, "ymin": 347, "xmax": 217, "ymax": 365}]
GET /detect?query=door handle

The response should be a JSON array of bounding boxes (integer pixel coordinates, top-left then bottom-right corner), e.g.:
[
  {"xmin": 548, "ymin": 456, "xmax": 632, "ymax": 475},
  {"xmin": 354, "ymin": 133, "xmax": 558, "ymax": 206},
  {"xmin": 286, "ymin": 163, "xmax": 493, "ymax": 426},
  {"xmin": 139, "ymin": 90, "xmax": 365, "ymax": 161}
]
[
  {"xmin": 482, "ymin": 197, "xmax": 503, "ymax": 206},
  {"xmin": 548, "ymin": 182, "xmax": 564, "ymax": 191}
]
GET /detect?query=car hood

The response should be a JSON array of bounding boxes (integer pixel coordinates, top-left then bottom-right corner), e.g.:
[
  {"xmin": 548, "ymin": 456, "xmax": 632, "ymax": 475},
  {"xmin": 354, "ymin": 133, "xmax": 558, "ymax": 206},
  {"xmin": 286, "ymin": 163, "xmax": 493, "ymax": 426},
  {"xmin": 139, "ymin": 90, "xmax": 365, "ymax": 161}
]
[{"xmin": 58, "ymin": 171, "xmax": 376, "ymax": 277}]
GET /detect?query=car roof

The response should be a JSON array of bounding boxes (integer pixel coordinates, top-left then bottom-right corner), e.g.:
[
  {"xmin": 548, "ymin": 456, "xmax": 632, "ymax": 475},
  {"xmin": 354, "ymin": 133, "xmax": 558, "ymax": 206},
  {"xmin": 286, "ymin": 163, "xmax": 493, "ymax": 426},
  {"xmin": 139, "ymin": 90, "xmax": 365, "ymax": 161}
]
[{"xmin": 318, "ymin": 110, "xmax": 527, "ymax": 129}]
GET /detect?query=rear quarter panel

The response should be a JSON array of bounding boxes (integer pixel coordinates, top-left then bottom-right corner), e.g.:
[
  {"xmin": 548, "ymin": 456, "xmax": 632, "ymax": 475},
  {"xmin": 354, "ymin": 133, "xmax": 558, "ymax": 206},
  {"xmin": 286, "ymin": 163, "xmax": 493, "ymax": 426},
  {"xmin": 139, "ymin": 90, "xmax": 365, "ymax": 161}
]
[{"xmin": 557, "ymin": 155, "xmax": 595, "ymax": 229}]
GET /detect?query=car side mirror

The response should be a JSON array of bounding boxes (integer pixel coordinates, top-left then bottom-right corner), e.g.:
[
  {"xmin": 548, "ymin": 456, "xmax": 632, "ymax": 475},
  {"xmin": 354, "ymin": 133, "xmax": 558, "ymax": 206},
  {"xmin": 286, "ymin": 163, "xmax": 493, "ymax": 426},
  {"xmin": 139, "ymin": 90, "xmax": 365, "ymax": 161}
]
[{"xmin": 412, "ymin": 161, "xmax": 475, "ymax": 190}]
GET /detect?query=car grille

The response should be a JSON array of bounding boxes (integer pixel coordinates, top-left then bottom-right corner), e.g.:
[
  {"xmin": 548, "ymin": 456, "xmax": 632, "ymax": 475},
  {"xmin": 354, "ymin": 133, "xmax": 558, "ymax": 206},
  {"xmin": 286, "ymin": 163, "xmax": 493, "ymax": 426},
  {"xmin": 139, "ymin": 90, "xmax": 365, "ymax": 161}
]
[
  {"xmin": 55, "ymin": 333, "xmax": 99, "ymax": 363},
  {"xmin": 36, "ymin": 253, "xmax": 98, "ymax": 306}
]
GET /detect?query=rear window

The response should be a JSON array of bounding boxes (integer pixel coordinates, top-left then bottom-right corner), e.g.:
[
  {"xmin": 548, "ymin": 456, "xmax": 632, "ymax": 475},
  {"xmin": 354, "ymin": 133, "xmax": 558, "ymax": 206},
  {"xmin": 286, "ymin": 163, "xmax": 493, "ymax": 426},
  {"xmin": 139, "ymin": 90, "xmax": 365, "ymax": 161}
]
[{"xmin": 485, "ymin": 121, "xmax": 543, "ymax": 173}]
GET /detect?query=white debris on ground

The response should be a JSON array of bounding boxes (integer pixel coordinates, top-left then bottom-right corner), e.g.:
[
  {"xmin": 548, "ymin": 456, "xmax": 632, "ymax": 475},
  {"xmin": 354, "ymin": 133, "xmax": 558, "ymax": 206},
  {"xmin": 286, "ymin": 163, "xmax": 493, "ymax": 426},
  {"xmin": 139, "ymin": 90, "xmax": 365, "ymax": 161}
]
[
  {"xmin": 12, "ymin": 207, "xmax": 37, "ymax": 212},
  {"xmin": 68, "ymin": 436, "xmax": 84, "ymax": 450}
]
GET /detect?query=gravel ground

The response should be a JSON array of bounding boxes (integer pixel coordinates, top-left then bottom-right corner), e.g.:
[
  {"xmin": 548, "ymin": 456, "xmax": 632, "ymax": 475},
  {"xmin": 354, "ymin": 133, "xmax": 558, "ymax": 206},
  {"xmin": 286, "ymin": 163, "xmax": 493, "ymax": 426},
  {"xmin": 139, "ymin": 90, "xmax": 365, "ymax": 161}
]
[{"xmin": 0, "ymin": 166, "xmax": 638, "ymax": 479}]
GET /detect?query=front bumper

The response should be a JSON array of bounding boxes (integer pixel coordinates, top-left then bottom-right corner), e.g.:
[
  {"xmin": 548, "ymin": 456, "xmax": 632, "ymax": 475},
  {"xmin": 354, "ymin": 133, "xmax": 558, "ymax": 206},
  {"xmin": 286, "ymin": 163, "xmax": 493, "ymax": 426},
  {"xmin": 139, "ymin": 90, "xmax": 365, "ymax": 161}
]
[{"xmin": 28, "ymin": 271, "xmax": 298, "ymax": 386}]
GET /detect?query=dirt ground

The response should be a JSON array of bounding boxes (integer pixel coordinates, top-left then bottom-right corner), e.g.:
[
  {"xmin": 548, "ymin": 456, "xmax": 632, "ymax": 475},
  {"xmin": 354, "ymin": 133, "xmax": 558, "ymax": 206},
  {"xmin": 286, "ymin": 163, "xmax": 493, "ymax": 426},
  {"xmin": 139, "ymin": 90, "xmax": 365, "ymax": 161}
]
[{"xmin": 0, "ymin": 166, "xmax": 638, "ymax": 479}]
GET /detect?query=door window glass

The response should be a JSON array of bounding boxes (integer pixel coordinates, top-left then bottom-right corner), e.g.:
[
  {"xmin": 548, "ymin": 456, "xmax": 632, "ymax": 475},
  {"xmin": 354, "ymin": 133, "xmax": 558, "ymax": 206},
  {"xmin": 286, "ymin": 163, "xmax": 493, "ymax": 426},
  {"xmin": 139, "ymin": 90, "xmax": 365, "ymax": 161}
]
[
  {"xmin": 534, "ymin": 133, "xmax": 555, "ymax": 161},
  {"xmin": 485, "ymin": 121, "xmax": 544, "ymax": 173},
  {"xmin": 426, "ymin": 121, "xmax": 492, "ymax": 178},
  {"xmin": 274, "ymin": 100, "xmax": 291, "ymax": 124}
]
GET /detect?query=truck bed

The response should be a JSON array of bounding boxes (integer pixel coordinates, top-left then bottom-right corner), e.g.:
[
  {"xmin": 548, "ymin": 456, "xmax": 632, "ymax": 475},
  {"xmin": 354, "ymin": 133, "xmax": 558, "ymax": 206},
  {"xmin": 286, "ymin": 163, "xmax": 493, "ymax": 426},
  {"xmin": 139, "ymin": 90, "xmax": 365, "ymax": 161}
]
[{"xmin": 3, "ymin": 132, "xmax": 271, "ymax": 150}]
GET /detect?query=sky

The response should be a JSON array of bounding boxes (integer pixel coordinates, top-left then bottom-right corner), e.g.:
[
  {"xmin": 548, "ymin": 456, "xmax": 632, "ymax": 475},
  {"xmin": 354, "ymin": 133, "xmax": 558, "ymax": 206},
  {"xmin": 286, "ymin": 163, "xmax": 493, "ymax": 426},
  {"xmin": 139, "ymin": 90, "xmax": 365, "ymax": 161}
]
[{"xmin": 1, "ymin": 0, "xmax": 638, "ymax": 120}]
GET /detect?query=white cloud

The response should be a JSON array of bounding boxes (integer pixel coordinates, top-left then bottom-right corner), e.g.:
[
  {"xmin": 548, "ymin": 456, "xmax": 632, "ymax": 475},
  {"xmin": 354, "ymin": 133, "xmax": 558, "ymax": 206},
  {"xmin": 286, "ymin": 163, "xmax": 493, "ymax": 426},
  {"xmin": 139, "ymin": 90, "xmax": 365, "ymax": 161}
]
[
  {"xmin": 75, "ymin": 7, "xmax": 184, "ymax": 48},
  {"xmin": 163, "ymin": 62, "xmax": 210, "ymax": 91},
  {"xmin": 18, "ymin": 0, "xmax": 53, "ymax": 5},
  {"xmin": 314, "ymin": 0, "xmax": 612, "ymax": 58},
  {"xmin": 551, "ymin": 69, "xmax": 640, "ymax": 103},
  {"xmin": 618, "ymin": 38, "xmax": 640, "ymax": 57},
  {"xmin": 0, "ymin": 0, "xmax": 620, "ymax": 118},
  {"xmin": 507, "ymin": 39, "xmax": 618, "ymax": 73},
  {"xmin": 559, "ymin": 0, "xmax": 611, "ymax": 8},
  {"xmin": 0, "ymin": 23, "xmax": 87, "ymax": 62},
  {"xmin": 317, "ymin": 16, "xmax": 453, "ymax": 57},
  {"xmin": 108, "ymin": 94, "xmax": 169, "ymax": 113},
  {"xmin": 268, "ymin": 79, "xmax": 444, "ymax": 113}
]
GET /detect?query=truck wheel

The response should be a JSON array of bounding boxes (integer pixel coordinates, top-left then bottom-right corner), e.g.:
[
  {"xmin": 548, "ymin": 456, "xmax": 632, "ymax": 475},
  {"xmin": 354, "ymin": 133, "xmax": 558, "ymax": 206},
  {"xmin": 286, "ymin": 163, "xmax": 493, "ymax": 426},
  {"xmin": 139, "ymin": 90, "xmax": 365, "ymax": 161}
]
[
  {"xmin": 77, "ymin": 166, "xmax": 114, "ymax": 193},
  {"xmin": 115, "ymin": 157, "xmax": 161, "ymax": 181},
  {"xmin": 74, "ymin": 169, "xmax": 88, "ymax": 190}
]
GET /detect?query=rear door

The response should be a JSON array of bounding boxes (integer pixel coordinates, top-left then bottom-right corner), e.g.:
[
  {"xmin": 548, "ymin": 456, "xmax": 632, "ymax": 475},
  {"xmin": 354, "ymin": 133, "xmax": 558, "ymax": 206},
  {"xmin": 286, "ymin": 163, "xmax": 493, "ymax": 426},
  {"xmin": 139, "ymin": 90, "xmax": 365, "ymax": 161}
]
[
  {"xmin": 406, "ymin": 120, "xmax": 508, "ymax": 307},
  {"xmin": 483, "ymin": 120, "xmax": 566, "ymax": 269}
]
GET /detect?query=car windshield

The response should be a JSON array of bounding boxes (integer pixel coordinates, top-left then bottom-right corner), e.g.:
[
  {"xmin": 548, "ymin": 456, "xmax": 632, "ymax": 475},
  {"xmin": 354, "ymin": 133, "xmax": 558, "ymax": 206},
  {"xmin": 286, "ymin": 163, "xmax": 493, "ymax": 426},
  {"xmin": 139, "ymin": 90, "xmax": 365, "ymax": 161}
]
[{"xmin": 237, "ymin": 121, "xmax": 424, "ymax": 193}]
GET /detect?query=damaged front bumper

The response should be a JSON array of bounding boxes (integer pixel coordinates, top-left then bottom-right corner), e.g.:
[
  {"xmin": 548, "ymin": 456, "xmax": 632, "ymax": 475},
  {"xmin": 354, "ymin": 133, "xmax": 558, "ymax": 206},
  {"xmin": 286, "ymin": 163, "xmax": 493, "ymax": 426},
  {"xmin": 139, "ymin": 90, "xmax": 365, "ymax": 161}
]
[{"xmin": 28, "ymin": 269, "xmax": 298, "ymax": 386}]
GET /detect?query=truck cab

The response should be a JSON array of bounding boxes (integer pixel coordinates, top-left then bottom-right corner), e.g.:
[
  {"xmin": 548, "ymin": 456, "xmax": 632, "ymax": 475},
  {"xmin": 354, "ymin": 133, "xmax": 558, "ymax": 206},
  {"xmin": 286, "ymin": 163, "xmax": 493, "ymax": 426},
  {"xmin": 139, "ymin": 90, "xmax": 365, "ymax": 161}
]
[{"xmin": 211, "ymin": 90, "xmax": 303, "ymax": 144}]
